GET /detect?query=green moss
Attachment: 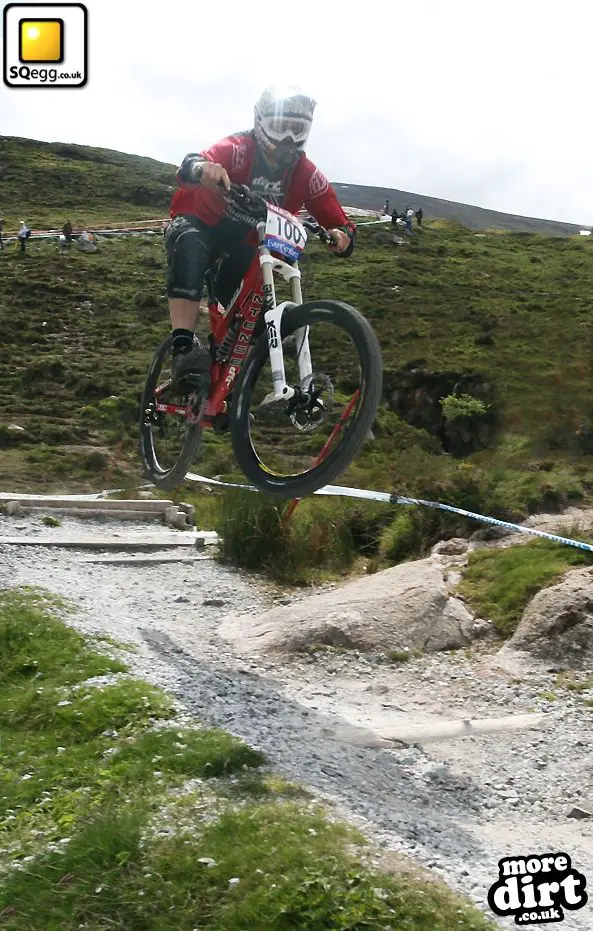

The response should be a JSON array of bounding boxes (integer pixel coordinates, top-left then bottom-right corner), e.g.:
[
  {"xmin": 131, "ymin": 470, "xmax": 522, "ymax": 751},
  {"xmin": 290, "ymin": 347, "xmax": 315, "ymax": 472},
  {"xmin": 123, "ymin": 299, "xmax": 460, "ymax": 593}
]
[{"xmin": 458, "ymin": 539, "xmax": 593, "ymax": 637}]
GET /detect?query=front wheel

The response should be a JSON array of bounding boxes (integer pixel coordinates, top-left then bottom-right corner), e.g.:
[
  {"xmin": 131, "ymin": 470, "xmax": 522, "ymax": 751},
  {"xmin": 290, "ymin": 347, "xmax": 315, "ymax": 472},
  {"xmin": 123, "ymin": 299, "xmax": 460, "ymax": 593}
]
[
  {"xmin": 229, "ymin": 299, "xmax": 382, "ymax": 499},
  {"xmin": 139, "ymin": 334, "xmax": 203, "ymax": 490}
]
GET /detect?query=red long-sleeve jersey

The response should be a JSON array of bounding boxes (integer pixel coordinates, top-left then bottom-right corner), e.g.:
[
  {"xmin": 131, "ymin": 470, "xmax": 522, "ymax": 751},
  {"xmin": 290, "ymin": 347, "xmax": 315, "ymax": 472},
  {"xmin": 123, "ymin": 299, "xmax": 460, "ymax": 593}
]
[{"xmin": 169, "ymin": 131, "xmax": 355, "ymax": 240}]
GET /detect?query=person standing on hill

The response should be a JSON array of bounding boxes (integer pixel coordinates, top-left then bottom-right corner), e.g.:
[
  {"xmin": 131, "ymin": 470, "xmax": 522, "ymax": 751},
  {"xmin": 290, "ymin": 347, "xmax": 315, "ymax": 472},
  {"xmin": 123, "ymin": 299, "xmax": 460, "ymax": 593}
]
[
  {"xmin": 17, "ymin": 220, "xmax": 31, "ymax": 253},
  {"xmin": 404, "ymin": 206, "xmax": 414, "ymax": 235}
]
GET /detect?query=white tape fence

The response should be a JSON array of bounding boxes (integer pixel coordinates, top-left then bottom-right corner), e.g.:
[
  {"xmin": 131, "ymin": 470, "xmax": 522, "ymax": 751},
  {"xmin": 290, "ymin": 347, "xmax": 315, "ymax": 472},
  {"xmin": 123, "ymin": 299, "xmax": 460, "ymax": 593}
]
[{"xmin": 184, "ymin": 472, "xmax": 593, "ymax": 555}]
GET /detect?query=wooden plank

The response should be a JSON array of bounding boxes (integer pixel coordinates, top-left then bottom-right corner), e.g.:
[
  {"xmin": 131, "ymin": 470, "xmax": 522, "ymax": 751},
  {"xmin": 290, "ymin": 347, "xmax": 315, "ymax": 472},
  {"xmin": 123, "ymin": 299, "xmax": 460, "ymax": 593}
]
[
  {"xmin": 0, "ymin": 533, "xmax": 217, "ymax": 550},
  {"xmin": 15, "ymin": 507, "xmax": 167, "ymax": 521},
  {"xmin": 0, "ymin": 495, "xmax": 172, "ymax": 512},
  {"xmin": 325, "ymin": 713, "xmax": 547, "ymax": 749},
  {"xmin": 79, "ymin": 553, "xmax": 211, "ymax": 565}
]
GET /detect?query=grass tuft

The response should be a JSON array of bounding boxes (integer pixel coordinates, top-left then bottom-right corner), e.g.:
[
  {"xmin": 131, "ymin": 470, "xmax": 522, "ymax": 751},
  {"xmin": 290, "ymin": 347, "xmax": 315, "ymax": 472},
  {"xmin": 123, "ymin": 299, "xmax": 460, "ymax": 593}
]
[
  {"xmin": 0, "ymin": 587, "xmax": 493, "ymax": 930},
  {"xmin": 458, "ymin": 538, "xmax": 593, "ymax": 637}
]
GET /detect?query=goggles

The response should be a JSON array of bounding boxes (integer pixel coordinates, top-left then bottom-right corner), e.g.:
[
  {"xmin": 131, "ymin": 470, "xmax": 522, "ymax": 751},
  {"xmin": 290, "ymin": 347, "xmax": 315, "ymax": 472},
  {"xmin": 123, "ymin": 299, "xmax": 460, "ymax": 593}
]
[{"xmin": 263, "ymin": 116, "xmax": 310, "ymax": 143}]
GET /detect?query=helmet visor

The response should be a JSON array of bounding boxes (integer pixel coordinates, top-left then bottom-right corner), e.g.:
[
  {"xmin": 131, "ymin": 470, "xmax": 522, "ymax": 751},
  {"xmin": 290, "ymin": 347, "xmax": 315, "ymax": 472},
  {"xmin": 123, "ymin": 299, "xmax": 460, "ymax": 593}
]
[{"xmin": 263, "ymin": 116, "xmax": 310, "ymax": 143}]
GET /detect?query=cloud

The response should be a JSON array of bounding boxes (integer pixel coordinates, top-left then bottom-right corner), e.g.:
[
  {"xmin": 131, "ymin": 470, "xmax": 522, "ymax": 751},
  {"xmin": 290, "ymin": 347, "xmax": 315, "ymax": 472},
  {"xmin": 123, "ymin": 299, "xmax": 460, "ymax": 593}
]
[{"xmin": 1, "ymin": 0, "xmax": 593, "ymax": 223}]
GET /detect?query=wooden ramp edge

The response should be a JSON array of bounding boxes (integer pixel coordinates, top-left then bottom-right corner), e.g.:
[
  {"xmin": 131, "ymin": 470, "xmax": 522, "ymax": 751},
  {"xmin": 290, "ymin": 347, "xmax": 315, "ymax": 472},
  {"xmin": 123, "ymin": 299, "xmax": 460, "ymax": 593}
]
[
  {"xmin": 0, "ymin": 532, "xmax": 219, "ymax": 550},
  {"xmin": 79, "ymin": 553, "xmax": 212, "ymax": 565},
  {"xmin": 322, "ymin": 713, "xmax": 548, "ymax": 749}
]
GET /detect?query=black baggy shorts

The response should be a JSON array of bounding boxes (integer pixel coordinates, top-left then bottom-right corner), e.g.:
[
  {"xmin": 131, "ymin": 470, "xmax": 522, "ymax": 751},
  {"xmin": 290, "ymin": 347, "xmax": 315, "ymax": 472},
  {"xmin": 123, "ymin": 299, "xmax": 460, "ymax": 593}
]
[{"xmin": 165, "ymin": 215, "xmax": 256, "ymax": 307}]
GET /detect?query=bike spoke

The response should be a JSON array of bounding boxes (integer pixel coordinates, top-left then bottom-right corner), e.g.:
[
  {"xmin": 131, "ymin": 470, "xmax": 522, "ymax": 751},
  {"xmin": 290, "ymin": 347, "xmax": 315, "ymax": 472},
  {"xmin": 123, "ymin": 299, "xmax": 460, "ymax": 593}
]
[
  {"xmin": 141, "ymin": 353, "xmax": 201, "ymax": 478},
  {"xmin": 244, "ymin": 322, "xmax": 365, "ymax": 478}
]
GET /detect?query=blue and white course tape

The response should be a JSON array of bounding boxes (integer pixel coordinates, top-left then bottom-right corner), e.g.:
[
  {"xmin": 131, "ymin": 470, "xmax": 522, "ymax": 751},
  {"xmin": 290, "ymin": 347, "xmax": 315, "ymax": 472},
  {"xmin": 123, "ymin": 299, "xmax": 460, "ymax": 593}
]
[{"xmin": 185, "ymin": 472, "xmax": 593, "ymax": 555}]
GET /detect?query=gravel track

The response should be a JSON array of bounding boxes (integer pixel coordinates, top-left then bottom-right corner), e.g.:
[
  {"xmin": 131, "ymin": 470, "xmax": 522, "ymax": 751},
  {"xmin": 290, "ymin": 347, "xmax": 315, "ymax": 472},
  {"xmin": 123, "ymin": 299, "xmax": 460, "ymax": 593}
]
[{"xmin": 2, "ymin": 511, "xmax": 593, "ymax": 929}]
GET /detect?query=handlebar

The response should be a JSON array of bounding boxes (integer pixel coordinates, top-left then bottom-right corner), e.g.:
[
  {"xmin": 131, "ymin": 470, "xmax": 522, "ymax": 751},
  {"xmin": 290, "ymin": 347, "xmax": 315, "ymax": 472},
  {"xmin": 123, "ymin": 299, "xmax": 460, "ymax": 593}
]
[
  {"xmin": 192, "ymin": 164, "xmax": 335, "ymax": 245},
  {"xmin": 301, "ymin": 216, "xmax": 334, "ymax": 245},
  {"xmin": 225, "ymin": 182, "xmax": 335, "ymax": 245}
]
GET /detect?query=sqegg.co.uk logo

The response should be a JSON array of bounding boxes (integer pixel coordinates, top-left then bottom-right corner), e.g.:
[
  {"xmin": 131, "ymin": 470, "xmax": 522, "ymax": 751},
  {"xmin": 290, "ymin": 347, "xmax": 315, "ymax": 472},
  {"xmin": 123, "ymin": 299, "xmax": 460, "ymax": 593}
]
[{"xmin": 3, "ymin": 2, "xmax": 88, "ymax": 88}]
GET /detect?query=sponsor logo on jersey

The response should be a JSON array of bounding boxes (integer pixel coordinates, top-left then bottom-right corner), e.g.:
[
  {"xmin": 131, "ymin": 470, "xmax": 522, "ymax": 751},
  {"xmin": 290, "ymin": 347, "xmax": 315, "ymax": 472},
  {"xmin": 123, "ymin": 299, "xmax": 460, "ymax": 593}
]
[
  {"xmin": 309, "ymin": 168, "xmax": 328, "ymax": 199},
  {"xmin": 231, "ymin": 143, "xmax": 249, "ymax": 172}
]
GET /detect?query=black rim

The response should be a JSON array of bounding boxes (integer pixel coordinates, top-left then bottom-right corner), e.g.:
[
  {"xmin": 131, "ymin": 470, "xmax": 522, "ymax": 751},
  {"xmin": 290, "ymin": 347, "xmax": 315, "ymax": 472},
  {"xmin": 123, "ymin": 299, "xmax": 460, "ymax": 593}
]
[
  {"xmin": 232, "ymin": 303, "xmax": 381, "ymax": 491},
  {"xmin": 140, "ymin": 340, "xmax": 200, "ymax": 480}
]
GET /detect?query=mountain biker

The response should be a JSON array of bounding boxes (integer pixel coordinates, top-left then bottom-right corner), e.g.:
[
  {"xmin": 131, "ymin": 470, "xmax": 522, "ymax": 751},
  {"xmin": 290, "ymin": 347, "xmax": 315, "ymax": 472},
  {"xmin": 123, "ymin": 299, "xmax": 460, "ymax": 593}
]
[{"xmin": 165, "ymin": 86, "xmax": 357, "ymax": 390}]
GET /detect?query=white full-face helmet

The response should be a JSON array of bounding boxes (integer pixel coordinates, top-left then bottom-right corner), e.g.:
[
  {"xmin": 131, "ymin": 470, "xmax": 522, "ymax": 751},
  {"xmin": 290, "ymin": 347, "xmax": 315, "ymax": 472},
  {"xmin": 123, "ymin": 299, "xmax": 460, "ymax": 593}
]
[{"xmin": 254, "ymin": 86, "xmax": 317, "ymax": 169}]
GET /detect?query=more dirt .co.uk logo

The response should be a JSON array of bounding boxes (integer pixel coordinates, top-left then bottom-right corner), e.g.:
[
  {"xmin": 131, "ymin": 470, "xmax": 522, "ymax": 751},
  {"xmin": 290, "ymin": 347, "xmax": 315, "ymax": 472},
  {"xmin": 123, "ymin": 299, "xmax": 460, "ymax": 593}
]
[
  {"xmin": 488, "ymin": 851, "xmax": 588, "ymax": 924},
  {"xmin": 3, "ymin": 2, "xmax": 88, "ymax": 88}
]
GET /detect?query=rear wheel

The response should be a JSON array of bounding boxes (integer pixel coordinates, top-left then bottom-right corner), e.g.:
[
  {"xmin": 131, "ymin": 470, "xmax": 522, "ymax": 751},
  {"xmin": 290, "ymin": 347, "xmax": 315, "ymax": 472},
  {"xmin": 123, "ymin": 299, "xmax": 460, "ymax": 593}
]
[
  {"xmin": 229, "ymin": 300, "xmax": 382, "ymax": 499},
  {"xmin": 139, "ymin": 335, "xmax": 203, "ymax": 490}
]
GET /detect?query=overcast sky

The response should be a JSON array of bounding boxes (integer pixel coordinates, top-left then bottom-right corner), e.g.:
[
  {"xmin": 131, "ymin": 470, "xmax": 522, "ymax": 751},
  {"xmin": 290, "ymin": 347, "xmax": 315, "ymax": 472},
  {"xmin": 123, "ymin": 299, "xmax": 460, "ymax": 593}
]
[{"xmin": 1, "ymin": 0, "xmax": 592, "ymax": 225}]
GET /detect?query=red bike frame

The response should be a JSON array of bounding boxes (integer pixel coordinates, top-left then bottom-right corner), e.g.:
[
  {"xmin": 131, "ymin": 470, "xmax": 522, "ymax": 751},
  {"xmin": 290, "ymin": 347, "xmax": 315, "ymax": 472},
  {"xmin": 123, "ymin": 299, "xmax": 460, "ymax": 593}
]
[
  {"xmin": 204, "ymin": 258, "xmax": 265, "ymax": 422},
  {"xmin": 153, "ymin": 255, "xmax": 265, "ymax": 428},
  {"xmin": 152, "ymin": 237, "xmax": 360, "ymax": 499}
]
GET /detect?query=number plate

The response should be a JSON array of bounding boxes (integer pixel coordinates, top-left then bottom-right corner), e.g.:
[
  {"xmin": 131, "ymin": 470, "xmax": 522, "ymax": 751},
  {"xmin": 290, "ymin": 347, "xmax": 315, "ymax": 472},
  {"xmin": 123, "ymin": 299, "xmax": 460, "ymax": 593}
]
[{"xmin": 264, "ymin": 205, "xmax": 308, "ymax": 262}]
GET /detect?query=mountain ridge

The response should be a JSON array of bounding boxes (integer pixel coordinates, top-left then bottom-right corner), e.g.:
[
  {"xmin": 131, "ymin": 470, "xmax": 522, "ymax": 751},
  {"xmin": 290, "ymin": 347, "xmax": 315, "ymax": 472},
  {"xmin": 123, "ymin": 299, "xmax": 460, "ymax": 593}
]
[
  {"xmin": 331, "ymin": 182, "xmax": 588, "ymax": 237},
  {"xmin": 0, "ymin": 134, "xmax": 588, "ymax": 236}
]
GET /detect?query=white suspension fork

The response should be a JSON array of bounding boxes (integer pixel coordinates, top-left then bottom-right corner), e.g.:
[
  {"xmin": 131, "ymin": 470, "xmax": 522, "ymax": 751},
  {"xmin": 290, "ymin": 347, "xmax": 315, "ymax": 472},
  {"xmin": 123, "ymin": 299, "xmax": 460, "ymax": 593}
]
[
  {"xmin": 260, "ymin": 253, "xmax": 314, "ymax": 401},
  {"xmin": 290, "ymin": 267, "xmax": 313, "ymax": 387}
]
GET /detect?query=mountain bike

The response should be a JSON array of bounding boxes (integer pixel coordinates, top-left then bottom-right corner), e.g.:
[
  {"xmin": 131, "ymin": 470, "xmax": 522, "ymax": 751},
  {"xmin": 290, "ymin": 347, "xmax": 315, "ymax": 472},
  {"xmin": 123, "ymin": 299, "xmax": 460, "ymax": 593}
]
[{"xmin": 139, "ymin": 181, "xmax": 383, "ymax": 499}]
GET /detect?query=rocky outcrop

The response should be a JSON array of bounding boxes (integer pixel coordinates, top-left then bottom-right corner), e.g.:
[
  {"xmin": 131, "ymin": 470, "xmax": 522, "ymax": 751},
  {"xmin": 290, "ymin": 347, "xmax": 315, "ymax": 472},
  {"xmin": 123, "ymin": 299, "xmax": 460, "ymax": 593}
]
[
  {"xmin": 220, "ymin": 555, "xmax": 484, "ymax": 658},
  {"xmin": 382, "ymin": 362, "xmax": 496, "ymax": 456},
  {"xmin": 508, "ymin": 567, "xmax": 593, "ymax": 668}
]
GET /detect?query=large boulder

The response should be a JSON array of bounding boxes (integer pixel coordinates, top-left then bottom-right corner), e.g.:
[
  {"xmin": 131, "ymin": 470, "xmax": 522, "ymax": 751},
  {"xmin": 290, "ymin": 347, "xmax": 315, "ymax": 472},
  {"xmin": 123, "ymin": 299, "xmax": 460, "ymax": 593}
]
[
  {"xmin": 220, "ymin": 556, "xmax": 480, "ymax": 657},
  {"xmin": 508, "ymin": 567, "xmax": 593, "ymax": 668}
]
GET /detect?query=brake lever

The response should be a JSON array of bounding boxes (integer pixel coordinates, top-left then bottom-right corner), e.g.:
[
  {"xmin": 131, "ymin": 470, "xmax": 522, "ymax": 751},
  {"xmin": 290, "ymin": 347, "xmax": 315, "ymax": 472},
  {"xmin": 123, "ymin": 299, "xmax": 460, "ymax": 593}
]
[{"xmin": 303, "ymin": 219, "xmax": 326, "ymax": 239}]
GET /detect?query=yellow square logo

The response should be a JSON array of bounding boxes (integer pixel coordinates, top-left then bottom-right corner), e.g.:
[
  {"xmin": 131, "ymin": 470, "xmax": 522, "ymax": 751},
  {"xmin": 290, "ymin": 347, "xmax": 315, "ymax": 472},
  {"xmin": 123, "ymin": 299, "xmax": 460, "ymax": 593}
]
[
  {"xmin": 4, "ymin": 4, "xmax": 87, "ymax": 88},
  {"xmin": 19, "ymin": 18, "xmax": 64, "ymax": 63}
]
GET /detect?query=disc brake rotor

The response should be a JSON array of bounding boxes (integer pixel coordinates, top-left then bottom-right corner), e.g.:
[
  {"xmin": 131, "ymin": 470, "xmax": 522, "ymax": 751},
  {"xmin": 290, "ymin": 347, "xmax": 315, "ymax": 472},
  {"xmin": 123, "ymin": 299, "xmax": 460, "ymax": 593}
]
[{"xmin": 289, "ymin": 373, "xmax": 334, "ymax": 433}]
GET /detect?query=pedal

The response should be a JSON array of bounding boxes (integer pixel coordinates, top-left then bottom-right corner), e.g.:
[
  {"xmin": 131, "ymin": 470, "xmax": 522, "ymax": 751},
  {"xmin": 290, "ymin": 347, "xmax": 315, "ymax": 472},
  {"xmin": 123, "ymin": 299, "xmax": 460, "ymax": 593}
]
[{"xmin": 176, "ymin": 371, "xmax": 210, "ymax": 393}]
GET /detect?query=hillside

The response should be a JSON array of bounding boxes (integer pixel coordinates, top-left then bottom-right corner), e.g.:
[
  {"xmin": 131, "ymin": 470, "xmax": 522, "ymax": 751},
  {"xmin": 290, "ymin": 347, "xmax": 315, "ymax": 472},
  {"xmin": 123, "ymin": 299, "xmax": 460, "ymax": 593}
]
[
  {"xmin": 1, "ymin": 134, "xmax": 587, "ymax": 236},
  {"xmin": 2, "ymin": 134, "xmax": 593, "ymax": 544},
  {"xmin": 332, "ymin": 182, "xmax": 588, "ymax": 236},
  {"xmin": 0, "ymin": 136, "xmax": 176, "ymax": 229}
]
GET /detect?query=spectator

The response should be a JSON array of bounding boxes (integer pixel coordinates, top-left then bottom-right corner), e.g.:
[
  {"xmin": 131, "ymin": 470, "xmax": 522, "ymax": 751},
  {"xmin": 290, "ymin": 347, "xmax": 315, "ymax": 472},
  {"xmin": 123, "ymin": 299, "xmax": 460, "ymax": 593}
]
[
  {"xmin": 59, "ymin": 219, "xmax": 73, "ymax": 250},
  {"xmin": 383, "ymin": 198, "xmax": 390, "ymax": 216},
  {"xmin": 415, "ymin": 208, "xmax": 423, "ymax": 227},
  {"xmin": 404, "ymin": 206, "xmax": 414, "ymax": 235},
  {"xmin": 391, "ymin": 208, "xmax": 399, "ymax": 225},
  {"xmin": 17, "ymin": 220, "xmax": 31, "ymax": 253},
  {"xmin": 0, "ymin": 217, "xmax": 4, "ymax": 251},
  {"xmin": 75, "ymin": 229, "xmax": 98, "ymax": 253}
]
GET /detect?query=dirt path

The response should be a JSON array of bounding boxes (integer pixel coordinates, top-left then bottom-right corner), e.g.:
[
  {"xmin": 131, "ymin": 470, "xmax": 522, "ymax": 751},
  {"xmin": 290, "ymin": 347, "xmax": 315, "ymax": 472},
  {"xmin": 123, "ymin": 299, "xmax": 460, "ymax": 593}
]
[{"xmin": 2, "ymin": 510, "xmax": 592, "ymax": 928}]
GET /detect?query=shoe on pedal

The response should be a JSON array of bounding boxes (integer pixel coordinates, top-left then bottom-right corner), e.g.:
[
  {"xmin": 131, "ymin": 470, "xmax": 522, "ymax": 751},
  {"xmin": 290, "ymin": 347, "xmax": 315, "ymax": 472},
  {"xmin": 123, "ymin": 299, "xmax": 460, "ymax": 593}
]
[{"xmin": 171, "ymin": 343, "xmax": 211, "ymax": 392}]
